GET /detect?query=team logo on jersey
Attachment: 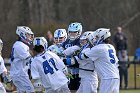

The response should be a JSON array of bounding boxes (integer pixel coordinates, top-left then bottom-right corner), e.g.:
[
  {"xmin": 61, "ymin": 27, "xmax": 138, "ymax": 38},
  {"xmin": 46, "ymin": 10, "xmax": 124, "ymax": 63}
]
[{"xmin": 65, "ymin": 44, "xmax": 73, "ymax": 48}]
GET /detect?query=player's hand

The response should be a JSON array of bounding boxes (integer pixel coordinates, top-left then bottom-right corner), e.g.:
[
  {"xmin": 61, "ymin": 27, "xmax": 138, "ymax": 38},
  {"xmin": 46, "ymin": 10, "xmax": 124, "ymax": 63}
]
[
  {"xmin": 66, "ymin": 73, "xmax": 74, "ymax": 79},
  {"xmin": 62, "ymin": 56, "xmax": 77, "ymax": 66}
]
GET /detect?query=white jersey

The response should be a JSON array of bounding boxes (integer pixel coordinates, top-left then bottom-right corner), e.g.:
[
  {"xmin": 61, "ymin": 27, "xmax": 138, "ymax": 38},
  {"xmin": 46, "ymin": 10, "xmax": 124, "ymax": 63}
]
[
  {"xmin": 10, "ymin": 41, "xmax": 31, "ymax": 77},
  {"xmin": 31, "ymin": 51, "xmax": 68, "ymax": 90},
  {"xmin": 48, "ymin": 44, "xmax": 64, "ymax": 55},
  {"xmin": 85, "ymin": 44, "xmax": 119, "ymax": 80},
  {"xmin": 0, "ymin": 56, "xmax": 7, "ymax": 74},
  {"xmin": 76, "ymin": 48, "xmax": 98, "ymax": 81}
]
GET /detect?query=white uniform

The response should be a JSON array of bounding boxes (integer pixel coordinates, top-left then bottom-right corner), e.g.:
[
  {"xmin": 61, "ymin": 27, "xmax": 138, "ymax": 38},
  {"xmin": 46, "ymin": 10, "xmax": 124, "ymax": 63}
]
[
  {"xmin": 48, "ymin": 44, "xmax": 64, "ymax": 58},
  {"xmin": 31, "ymin": 51, "xmax": 70, "ymax": 93},
  {"xmin": 84, "ymin": 44, "xmax": 120, "ymax": 93},
  {"xmin": 10, "ymin": 41, "xmax": 34, "ymax": 92},
  {"xmin": 0, "ymin": 56, "xmax": 7, "ymax": 93},
  {"xmin": 76, "ymin": 48, "xmax": 98, "ymax": 93}
]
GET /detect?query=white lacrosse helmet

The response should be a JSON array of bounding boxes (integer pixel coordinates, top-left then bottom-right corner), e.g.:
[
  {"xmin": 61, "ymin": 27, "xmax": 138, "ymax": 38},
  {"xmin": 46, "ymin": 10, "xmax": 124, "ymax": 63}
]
[
  {"xmin": 0, "ymin": 39, "xmax": 3, "ymax": 52},
  {"xmin": 33, "ymin": 37, "xmax": 48, "ymax": 50},
  {"xmin": 80, "ymin": 31, "xmax": 94, "ymax": 46},
  {"xmin": 16, "ymin": 26, "xmax": 34, "ymax": 44},
  {"xmin": 80, "ymin": 31, "xmax": 93, "ymax": 40},
  {"xmin": 95, "ymin": 28, "xmax": 111, "ymax": 44},
  {"xmin": 54, "ymin": 29, "xmax": 67, "ymax": 44},
  {"xmin": 68, "ymin": 22, "xmax": 82, "ymax": 40},
  {"xmin": 88, "ymin": 31, "xmax": 97, "ymax": 46}
]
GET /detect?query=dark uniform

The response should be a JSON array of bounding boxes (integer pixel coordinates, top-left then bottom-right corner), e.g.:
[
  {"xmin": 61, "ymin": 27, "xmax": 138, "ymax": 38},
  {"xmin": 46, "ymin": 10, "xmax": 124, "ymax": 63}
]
[{"xmin": 62, "ymin": 38, "xmax": 80, "ymax": 90}]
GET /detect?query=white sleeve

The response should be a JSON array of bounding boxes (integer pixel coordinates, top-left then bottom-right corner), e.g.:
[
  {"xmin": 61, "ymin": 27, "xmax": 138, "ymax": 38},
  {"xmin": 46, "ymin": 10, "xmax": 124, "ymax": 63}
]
[
  {"xmin": 63, "ymin": 45, "xmax": 80, "ymax": 55},
  {"xmin": 48, "ymin": 45, "xmax": 59, "ymax": 54},
  {"xmin": 15, "ymin": 45, "xmax": 31, "ymax": 60},
  {"xmin": 84, "ymin": 47, "xmax": 99, "ymax": 61},
  {"xmin": 31, "ymin": 59, "xmax": 40, "ymax": 79},
  {"xmin": 48, "ymin": 45, "xmax": 54, "ymax": 51}
]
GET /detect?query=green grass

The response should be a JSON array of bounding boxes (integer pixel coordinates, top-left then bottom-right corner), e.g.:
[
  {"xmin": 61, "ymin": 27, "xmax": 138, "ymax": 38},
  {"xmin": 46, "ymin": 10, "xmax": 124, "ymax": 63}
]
[
  {"xmin": 97, "ymin": 89, "xmax": 140, "ymax": 93},
  {"xmin": 120, "ymin": 89, "xmax": 140, "ymax": 93},
  {"xmin": 127, "ymin": 63, "xmax": 140, "ymax": 88}
]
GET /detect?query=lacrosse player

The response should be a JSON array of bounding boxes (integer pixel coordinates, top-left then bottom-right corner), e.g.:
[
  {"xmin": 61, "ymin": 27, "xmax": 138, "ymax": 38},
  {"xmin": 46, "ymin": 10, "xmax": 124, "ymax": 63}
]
[
  {"xmin": 0, "ymin": 39, "xmax": 7, "ymax": 93},
  {"xmin": 31, "ymin": 37, "xmax": 70, "ymax": 93},
  {"xmin": 75, "ymin": 31, "xmax": 98, "ymax": 93},
  {"xmin": 79, "ymin": 28, "xmax": 120, "ymax": 93},
  {"xmin": 62, "ymin": 22, "xmax": 82, "ymax": 93},
  {"xmin": 9, "ymin": 26, "xmax": 34, "ymax": 93},
  {"xmin": 63, "ymin": 31, "xmax": 99, "ymax": 93},
  {"xmin": 48, "ymin": 29, "xmax": 67, "ymax": 58}
]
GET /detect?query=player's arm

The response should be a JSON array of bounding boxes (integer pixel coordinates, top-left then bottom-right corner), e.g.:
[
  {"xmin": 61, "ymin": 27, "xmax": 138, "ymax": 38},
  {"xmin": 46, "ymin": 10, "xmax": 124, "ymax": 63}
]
[
  {"xmin": 30, "ymin": 58, "xmax": 42, "ymax": 92},
  {"xmin": 78, "ymin": 47, "xmax": 99, "ymax": 61},
  {"xmin": 0, "ymin": 58, "xmax": 7, "ymax": 74},
  {"xmin": 15, "ymin": 45, "xmax": 31, "ymax": 59},
  {"xmin": 0, "ymin": 58, "xmax": 12, "ymax": 84},
  {"xmin": 16, "ymin": 45, "xmax": 32, "ymax": 69},
  {"xmin": 62, "ymin": 45, "xmax": 80, "ymax": 56},
  {"xmin": 48, "ymin": 45, "xmax": 54, "ymax": 51}
]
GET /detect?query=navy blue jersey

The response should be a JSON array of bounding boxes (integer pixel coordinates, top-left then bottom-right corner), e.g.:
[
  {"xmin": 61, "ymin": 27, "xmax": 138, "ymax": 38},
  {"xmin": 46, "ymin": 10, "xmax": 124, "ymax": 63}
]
[
  {"xmin": 62, "ymin": 38, "xmax": 81, "ymax": 90},
  {"xmin": 62, "ymin": 38, "xmax": 80, "ymax": 49}
]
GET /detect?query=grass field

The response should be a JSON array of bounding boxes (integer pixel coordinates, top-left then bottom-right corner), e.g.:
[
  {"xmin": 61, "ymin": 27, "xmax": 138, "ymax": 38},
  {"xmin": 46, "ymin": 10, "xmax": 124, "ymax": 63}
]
[
  {"xmin": 126, "ymin": 63, "xmax": 140, "ymax": 88},
  {"xmin": 120, "ymin": 89, "xmax": 140, "ymax": 93},
  {"xmin": 96, "ymin": 89, "xmax": 140, "ymax": 93}
]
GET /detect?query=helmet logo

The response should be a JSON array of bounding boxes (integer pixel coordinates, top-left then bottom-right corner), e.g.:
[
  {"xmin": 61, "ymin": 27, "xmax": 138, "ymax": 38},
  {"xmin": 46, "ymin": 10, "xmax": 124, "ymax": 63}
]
[
  {"xmin": 36, "ymin": 39, "xmax": 40, "ymax": 46},
  {"xmin": 57, "ymin": 30, "xmax": 61, "ymax": 38}
]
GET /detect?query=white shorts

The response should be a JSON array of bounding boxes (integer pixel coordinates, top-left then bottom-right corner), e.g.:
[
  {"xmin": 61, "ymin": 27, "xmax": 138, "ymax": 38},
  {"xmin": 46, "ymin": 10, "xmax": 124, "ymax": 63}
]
[
  {"xmin": 100, "ymin": 78, "xmax": 120, "ymax": 93},
  {"xmin": 76, "ymin": 78, "xmax": 98, "ymax": 93},
  {"xmin": 11, "ymin": 76, "xmax": 34, "ymax": 92},
  {"xmin": 44, "ymin": 84, "xmax": 70, "ymax": 93},
  {"xmin": 0, "ymin": 82, "xmax": 6, "ymax": 93}
]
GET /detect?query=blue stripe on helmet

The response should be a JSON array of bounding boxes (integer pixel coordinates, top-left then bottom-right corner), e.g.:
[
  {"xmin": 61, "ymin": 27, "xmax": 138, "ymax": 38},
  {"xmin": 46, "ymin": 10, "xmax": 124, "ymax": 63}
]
[
  {"xmin": 36, "ymin": 39, "xmax": 40, "ymax": 46},
  {"xmin": 57, "ymin": 30, "xmax": 61, "ymax": 38}
]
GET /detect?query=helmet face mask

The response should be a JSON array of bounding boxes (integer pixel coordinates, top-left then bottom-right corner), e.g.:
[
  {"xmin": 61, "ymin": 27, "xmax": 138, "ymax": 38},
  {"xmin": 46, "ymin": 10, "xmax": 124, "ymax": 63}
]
[
  {"xmin": 80, "ymin": 31, "xmax": 94, "ymax": 47},
  {"xmin": 54, "ymin": 37, "xmax": 65, "ymax": 45},
  {"xmin": 68, "ymin": 22, "xmax": 82, "ymax": 40},
  {"xmin": 25, "ymin": 33, "xmax": 34, "ymax": 43},
  {"xmin": 54, "ymin": 29, "xmax": 67, "ymax": 45},
  {"xmin": 68, "ymin": 31, "xmax": 80, "ymax": 40},
  {"xmin": 87, "ymin": 31, "xmax": 97, "ymax": 46},
  {"xmin": 80, "ymin": 39, "xmax": 88, "ymax": 47},
  {"xmin": 16, "ymin": 26, "xmax": 34, "ymax": 44}
]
